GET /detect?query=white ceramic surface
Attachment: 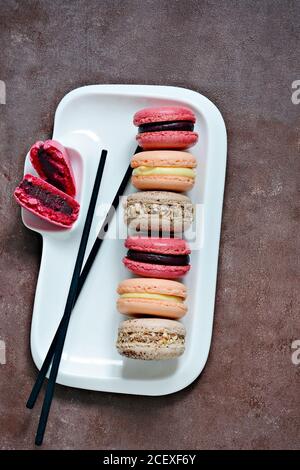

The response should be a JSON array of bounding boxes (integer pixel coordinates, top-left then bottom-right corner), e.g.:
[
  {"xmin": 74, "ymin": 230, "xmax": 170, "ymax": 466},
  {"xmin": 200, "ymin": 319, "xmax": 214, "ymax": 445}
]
[{"xmin": 22, "ymin": 85, "xmax": 227, "ymax": 396}]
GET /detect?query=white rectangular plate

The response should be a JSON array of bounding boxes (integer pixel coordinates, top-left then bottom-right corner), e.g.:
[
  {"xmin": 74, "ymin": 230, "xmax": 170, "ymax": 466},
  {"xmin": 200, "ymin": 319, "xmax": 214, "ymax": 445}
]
[{"xmin": 22, "ymin": 85, "xmax": 227, "ymax": 396}]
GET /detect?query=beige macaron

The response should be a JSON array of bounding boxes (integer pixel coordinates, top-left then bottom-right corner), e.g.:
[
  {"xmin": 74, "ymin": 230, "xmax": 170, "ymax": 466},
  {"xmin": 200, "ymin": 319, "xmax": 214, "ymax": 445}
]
[
  {"xmin": 116, "ymin": 317, "xmax": 186, "ymax": 360},
  {"xmin": 123, "ymin": 191, "xmax": 194, "ymax": 233},
  {"xmin": 131, "ymin": 150, "xmax": 197, "ymax": 192}
]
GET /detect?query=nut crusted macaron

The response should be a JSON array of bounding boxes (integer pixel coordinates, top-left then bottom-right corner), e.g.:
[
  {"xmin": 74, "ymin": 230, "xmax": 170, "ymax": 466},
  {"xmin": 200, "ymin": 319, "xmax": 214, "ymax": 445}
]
[
  {"xmin": 116, "ymin": 318, "xmax": 186, "ymax": 360},
  {"xmin": 30, "ymin": 140, "xmax": 76, "ymax": 196},
  {"xmin": 117, "ymin": 278, "xmax": 187, "ymax": 319},
  {"xmin": 14, "ymin": 174, "xmax": 80, "ymax": 228},
  {"xmin": 131, "ymin": 150, "xmax": 197, "ymax": 192},
  {"xmin": 123, "ymin": 191, "xmax": 194, "ymax": 233},
  {"xmin": 134, "ymin": 106, "xmax": 198, "ymax": 150},
  {"xmin": 123, "ymin": 236, "xmax": 191, "ymax": 279}
]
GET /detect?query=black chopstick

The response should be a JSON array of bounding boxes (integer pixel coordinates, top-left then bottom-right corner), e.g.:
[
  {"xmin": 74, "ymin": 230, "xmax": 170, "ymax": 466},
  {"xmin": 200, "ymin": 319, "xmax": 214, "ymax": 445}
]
[
  {"xmin": 33, "ymin": 149, "xmax": 107, "ymax": 445},
  {"xmin": 27, "ymin": 149, "xmax": 137, "ymax": 413}
]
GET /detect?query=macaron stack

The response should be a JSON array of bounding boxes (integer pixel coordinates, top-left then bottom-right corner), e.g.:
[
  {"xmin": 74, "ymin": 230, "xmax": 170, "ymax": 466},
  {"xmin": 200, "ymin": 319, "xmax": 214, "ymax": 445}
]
[{"xmin": 116, "ymin": 106, "xmax": 198, "ymax": 361}]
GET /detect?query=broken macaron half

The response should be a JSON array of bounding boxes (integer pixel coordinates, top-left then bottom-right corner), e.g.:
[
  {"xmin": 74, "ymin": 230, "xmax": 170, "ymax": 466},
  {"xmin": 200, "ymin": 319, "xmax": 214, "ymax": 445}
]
[
  {"xmin": 14, "ymin": 174, "xmax": 79, "ymax": 228},
  {"xmin": 30, "ymin": 140, "xmax": 76, "ymax": 197}
]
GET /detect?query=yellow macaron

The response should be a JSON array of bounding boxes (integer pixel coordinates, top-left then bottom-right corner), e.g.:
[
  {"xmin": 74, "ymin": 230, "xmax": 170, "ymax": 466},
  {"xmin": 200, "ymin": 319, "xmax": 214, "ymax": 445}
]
[
  {"xmin": 131, "ymin": 150, "xmax": 197, "ymax": 192},
  {"xmin": 117, "ymin": 277, "xmax": 187, "ymax": 319}
]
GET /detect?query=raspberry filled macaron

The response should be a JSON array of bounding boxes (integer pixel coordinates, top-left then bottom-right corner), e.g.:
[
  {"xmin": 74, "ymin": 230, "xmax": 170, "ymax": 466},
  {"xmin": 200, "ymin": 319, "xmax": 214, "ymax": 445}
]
[
  {"xmin": 14, "ymin": 174, "xmax": 79, "ymax": 228},
  {"xmin": 131, "ymin": 150, "xmax": 197, "ymax": 192},
  {"xmin": 123, "ymin": 191, "xmax": 194, "ymax": 233},
  {"xmin": 117, "ymin": 278, "xmax": 187, "ymax": 319},
  {"xmin": 134, "ymin": 106, "xmax": 198, "ymax": 150},
  {"xmin": 116, "ymin": 318, "xmax": 186, "ymax": 360},
  {"xmin": 30, "ymin": 140, "xmax": 76, "ymax": 196},
  {"xmin": 123, "ymin": 236, "xmax": 191, "ymax": 279}
]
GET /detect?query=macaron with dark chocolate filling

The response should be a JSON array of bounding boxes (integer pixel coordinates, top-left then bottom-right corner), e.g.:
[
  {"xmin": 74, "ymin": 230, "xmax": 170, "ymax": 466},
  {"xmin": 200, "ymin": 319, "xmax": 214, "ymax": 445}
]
[
  {"xmin": 134, "ymin": 106, "xmax": 198, "ymax": 150},
  {"xmin": 123, "ymin": 236, "xmax": 191, "ymax": 279}
]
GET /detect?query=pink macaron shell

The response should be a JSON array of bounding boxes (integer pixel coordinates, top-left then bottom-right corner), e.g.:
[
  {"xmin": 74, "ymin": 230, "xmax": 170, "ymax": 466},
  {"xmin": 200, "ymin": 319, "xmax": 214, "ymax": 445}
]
[
  {"xmin": 136, "ymin": 131, "xmax": 198, "ymax": 150},
  {"xmin": 125, "ymin": 236, "xmax": 191, "ymax": 255},
  {"xmin": 133, "ymin": 106, "xmax": 196, "ymax": 126},
  {"xmin": 123, "ymin": 257, "xmax": 190, "ymax": 279}
]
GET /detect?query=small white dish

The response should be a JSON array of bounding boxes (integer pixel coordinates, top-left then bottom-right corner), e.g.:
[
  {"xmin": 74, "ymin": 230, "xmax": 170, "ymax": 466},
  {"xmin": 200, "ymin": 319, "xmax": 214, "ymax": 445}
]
[{"xmin": 22, "ymin": 85, "xmax": 227, "ymax": 396}]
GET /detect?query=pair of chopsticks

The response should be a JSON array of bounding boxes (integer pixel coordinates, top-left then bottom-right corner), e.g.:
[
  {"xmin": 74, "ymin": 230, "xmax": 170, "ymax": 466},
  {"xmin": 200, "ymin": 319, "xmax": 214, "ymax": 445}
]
[{"xmin": 27, "ymin": 148, "xmax": 134, "ymax": 445}]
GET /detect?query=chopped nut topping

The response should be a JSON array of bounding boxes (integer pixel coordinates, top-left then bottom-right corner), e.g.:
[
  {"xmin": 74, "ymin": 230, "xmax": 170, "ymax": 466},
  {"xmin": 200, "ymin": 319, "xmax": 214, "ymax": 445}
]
[
  {"xmin": 124, "ymin": 201, "xmax": 194, "ymax": 222},
  {"xmin": 117, "ymin": 330, "xmax": 185, "ymax": 346}
]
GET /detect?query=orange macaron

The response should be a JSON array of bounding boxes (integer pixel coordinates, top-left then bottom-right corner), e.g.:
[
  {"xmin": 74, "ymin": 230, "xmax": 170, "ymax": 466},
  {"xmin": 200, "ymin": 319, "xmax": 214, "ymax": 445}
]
[
  {"xmin": 117, "ymin": 278, "xmax": 187, "ymax": 320},
  {"xmin": 131, "ymin": 150, "xmax": 197, "ymax": 192}
]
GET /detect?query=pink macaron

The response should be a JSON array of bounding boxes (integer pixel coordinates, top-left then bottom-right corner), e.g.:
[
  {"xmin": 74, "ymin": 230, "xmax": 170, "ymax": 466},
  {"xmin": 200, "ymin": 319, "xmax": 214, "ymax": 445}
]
[
  {"xmin": 133, "ymin": 106, "xmax": 198, "ymax": 150},
  {"xmin": 123, "ymin": 236, "xmax": 191, "ymax": 279}
]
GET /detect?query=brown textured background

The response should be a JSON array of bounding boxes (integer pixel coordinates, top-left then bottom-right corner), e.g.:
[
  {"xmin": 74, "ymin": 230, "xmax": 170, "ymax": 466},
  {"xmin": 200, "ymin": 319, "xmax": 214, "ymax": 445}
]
[{"xmin": 0, "ymin": 0, "xmax": 299, "ymax": 450}]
